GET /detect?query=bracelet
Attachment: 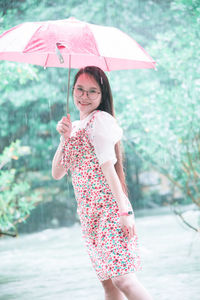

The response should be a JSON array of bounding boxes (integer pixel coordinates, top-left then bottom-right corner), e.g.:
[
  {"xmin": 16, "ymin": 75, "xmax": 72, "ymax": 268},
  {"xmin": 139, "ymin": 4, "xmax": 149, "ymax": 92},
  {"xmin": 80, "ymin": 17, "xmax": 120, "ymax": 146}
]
[{"xmin": 119, "ymin": 211, "xmax": 134, "ymax": 217}]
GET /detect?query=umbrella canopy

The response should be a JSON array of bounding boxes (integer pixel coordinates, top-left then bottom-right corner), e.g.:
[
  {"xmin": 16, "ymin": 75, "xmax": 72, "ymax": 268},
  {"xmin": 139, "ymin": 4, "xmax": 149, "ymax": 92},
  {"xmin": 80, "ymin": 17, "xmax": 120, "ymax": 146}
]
[
  {"xmin": 0, "ymin": 17, "xmax": 156, "ymax": 71},
  {"xmin": 0, "ymin": 17, "xmax": 156, "ymax": 113}
]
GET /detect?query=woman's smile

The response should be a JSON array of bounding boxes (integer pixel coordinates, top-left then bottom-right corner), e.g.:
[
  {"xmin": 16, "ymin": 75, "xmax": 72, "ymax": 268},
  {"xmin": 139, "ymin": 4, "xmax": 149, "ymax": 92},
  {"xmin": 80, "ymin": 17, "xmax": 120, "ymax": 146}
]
[{"xmin": 79, "ymin": 101, "xmax": 90, "ymax": 106}]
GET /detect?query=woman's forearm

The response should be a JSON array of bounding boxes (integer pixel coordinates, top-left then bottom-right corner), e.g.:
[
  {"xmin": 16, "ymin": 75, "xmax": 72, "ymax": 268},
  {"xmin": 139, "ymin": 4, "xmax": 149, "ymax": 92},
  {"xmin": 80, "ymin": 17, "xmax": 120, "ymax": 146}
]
[
  {"xmin": 52, "ymin": 114, "xmax": 72, "ymax": 180},
  {"xmin": 52, "ymin": 140, "xmax": 67, "ymax": 180},
  {"xmin": 101, "ymin": 160, "xmax": 131, "ymax": 213}
]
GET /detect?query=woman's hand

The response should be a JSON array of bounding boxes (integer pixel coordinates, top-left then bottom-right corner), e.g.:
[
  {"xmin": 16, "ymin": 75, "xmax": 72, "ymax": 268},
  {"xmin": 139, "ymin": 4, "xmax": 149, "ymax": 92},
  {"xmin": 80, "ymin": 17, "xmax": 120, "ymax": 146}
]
[
  {"xmin": 56, "ymin": 114, "xmax": 72, "ymax": 140},
  {"xmin": 120, "ymin": 214, "xmax": 136, "ymax": 241}
]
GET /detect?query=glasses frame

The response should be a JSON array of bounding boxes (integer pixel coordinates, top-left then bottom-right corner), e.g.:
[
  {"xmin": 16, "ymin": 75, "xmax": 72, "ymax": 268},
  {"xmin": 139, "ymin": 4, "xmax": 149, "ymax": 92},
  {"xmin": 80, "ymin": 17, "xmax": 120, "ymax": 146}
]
[{"xmin": 73, "ymin": 87, "xmax": 101, "ymax": 100}]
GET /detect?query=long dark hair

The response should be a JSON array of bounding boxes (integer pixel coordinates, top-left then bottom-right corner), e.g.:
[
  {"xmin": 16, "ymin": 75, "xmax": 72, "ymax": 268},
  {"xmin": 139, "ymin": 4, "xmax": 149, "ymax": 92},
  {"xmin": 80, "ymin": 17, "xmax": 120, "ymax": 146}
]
[{"xmin": 73, "ymin": 66, "xmax": 128, "ymax": 197}]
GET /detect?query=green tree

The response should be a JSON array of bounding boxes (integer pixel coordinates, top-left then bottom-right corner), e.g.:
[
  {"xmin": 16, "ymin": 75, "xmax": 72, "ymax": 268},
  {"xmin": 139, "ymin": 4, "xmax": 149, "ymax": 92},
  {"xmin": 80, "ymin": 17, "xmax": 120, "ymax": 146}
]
[
  {"xmin": 115, "ymin": 0, "xmax": 200, "ymax": 230},
  {"xmin": 1, "ymin": 0, "xmax": 199, "ymax": 233},
  {"xmin": 0, "ymin": 140, "xmax": 40, "ymax": 236},
  {"xmin": 0, "ymin": 23, "xmax": 40, "ymax": 235}
]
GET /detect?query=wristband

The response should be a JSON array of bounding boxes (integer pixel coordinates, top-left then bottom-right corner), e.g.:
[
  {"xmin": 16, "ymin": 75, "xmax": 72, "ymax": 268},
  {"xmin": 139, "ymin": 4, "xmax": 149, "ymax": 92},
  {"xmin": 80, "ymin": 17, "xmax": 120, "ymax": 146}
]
[{"xmin": 119, "ymin": 211, "xmax": 134, "ymax": 217}]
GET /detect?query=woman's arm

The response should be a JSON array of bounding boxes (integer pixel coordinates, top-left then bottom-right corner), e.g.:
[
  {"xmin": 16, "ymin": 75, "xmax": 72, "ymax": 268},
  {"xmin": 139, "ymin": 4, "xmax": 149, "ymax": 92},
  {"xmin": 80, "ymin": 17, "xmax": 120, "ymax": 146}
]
[
  {"xmin": 52, "ymin": 114, "xmax": 72, "ymax": 180},
  {"xmin": 101, "ymin": 160, "xmax": 136, "ymax": 240},
  {"xmin": 52, "ymin": 139, "xmax": 67, "ymax": 180},
  {"xmin": 101, "ymin": 160, "xmax": 130, "ymax": 212}
]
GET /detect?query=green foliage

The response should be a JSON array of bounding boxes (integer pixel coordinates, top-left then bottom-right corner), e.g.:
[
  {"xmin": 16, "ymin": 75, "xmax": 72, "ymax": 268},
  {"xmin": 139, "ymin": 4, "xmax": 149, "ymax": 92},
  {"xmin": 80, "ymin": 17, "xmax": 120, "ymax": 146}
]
[
  {"xmin": 128, "ymin": 0, "xmax": 200, "ymax": 207},
  {"xmin": 0, "ymin": 141, "xmax": 40, "ymax": 234},
  {"xmin": 103, "ymin": 0, "xmax": 200, "ymax": 211},
  {"xmin": 0, "ymin": 62, "xmax": 38, "ymax": 95},
  {"xmin": 0, "ymin": 0, "xmax": 200, "ymax": 233}
]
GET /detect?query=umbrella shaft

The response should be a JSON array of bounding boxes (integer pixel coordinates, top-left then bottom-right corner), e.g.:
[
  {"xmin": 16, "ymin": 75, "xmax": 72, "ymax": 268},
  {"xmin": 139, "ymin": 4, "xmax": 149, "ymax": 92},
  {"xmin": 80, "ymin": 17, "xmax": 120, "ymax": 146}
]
[{"xmin": 67, "ymin": 55, "xmax": 71, "ymax": 114}]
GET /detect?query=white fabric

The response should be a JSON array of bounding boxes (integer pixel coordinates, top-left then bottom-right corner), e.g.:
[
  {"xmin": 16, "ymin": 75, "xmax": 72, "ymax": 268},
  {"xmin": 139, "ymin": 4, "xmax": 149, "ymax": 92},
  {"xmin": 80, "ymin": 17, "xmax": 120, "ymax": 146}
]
[{"xmin": 71, "ymin": 110, "xmax": 123, "ymax": 165}]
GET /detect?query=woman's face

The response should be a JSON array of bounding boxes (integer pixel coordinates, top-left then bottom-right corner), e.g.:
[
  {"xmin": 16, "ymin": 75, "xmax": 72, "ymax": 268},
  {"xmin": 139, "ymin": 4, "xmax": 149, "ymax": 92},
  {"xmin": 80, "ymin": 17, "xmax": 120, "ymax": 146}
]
[{"xmin": 73, "ymin": 73, "xmax": 102, "ymax": 117}]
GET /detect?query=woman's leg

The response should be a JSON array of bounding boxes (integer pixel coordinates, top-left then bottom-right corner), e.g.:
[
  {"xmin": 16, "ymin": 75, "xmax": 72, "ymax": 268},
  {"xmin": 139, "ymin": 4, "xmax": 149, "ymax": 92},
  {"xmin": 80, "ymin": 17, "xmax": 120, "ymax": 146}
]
[
  {"xmin": 101, "ymin": 278, "xmax": 125, "ymax": 300},
  {"xmin": 111, "ymin": 273, "xmax": 153, "ymax": 300}
]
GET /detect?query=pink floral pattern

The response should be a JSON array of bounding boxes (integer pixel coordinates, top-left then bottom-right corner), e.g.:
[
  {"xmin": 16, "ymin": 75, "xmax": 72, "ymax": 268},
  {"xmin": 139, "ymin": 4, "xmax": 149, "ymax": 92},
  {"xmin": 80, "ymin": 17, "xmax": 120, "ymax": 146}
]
[{"xmin": 61, "ymin": 110, "xmax": 141, "ymax": 281}]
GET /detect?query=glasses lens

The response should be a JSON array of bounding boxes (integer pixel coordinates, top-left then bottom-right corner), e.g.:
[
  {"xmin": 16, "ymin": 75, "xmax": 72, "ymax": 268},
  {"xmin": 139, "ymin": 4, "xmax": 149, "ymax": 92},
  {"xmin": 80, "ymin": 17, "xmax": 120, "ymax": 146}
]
[
  {"xmin": 74, "ymin": 87, "xmax": 99, "ymax": 100},
  {"xmin": 88, "ymin": 90, "xmax": 98, "ymax": 100},
  {"xmin": 74, "ymin": 87, "xmax": 83, "ymax": 97}
]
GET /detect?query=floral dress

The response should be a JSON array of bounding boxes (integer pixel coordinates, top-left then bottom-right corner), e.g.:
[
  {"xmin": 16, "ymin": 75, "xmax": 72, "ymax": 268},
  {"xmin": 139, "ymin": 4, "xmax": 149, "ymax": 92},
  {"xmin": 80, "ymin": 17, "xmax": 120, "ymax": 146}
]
[{"xmin": 61, "ymin": 110, "xmax": 141, "ymax": 281}]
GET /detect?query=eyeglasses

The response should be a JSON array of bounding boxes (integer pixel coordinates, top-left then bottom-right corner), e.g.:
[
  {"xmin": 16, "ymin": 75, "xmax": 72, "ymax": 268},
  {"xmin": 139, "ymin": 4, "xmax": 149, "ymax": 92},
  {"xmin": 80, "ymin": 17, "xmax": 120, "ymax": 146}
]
[{"xmin": 73, "ymin": 87, "xmax": 101, "ymax": 100}]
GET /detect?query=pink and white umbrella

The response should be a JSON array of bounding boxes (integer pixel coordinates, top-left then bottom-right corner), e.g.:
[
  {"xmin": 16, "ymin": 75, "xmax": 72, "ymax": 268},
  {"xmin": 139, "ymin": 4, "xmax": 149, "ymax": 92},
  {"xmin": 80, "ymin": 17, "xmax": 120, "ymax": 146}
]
[{"xmin": 0, "ymin": 17, "xmax": 156, "ymax": 112}]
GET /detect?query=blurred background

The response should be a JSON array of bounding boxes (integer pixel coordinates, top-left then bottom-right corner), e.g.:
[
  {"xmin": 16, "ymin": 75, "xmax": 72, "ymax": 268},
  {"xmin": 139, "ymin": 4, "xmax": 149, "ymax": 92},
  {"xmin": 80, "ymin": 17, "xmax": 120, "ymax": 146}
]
[{"xmin": 0, "ymin": 0, "xmax": 200, "ymax": 299}]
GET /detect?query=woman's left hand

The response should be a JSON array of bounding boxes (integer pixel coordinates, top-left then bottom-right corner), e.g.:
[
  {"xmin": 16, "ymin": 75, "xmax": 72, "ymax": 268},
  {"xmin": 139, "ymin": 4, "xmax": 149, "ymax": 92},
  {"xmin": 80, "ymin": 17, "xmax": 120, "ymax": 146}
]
[{"xmin": 120, "ymin": 215, "xmax": 136, "ymax": 241}]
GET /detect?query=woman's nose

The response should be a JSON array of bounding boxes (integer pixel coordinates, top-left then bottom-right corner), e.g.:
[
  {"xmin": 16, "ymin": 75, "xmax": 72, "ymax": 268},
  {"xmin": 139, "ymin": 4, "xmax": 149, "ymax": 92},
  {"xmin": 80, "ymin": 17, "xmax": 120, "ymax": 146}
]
[{"xmin": 82, "ymin": 90, "xmax": 89, "ymax": 98}]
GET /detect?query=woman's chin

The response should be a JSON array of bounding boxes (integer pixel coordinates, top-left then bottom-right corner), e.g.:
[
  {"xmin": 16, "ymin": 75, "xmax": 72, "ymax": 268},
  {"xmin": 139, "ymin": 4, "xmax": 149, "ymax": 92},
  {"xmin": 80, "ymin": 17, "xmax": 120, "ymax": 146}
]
[
  {"xmin": 75, "ymin": 102, "xmax": 98, "ymax": 115},
  {"xmin": 79, "ymin": 104, "xmax": 94, "ymax": 112}
]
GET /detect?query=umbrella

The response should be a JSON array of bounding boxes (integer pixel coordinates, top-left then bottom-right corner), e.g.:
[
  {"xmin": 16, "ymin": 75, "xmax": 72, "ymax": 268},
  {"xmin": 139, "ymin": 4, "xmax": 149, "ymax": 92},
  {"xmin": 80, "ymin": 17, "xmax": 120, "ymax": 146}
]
[{"xmin": 0, "ymin": 17, "xmax": 156, "ymax": 113}]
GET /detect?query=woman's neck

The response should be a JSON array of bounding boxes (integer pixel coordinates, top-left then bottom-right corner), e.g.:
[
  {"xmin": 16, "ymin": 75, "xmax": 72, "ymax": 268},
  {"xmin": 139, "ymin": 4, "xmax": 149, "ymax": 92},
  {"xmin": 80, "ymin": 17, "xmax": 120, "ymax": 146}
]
[{"xmin": 79, "ymin": 110, "xmax": 96, "ymax": 120}]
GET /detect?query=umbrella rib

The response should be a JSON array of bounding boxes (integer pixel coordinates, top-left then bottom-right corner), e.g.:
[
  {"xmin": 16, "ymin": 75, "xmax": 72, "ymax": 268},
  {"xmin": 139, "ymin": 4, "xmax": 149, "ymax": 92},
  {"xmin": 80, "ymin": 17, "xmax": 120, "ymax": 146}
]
[
  {"xmin": 44, "ymin": 54, "xmax": 49, "ymax": 68},
  {"xmin": 103, "ymin": 56, "xmax": 110, "ymax": 72}
]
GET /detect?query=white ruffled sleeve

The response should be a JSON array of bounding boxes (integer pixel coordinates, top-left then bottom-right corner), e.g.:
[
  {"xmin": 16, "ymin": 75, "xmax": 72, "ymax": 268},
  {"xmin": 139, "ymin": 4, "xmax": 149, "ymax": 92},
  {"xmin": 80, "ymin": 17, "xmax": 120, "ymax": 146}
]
[{"xmin": 92, "ymin": 111, "xmax": 123, "ymax": 166}]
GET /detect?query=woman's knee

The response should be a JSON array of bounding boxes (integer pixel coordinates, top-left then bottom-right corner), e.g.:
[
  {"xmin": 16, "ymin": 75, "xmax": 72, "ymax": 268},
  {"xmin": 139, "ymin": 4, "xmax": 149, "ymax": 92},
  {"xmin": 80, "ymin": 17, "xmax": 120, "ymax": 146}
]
[
  {"xmin": 112, "ymin": 273, "xmax": 137, "ymax": 292},
  {"xmin": 101, "ymin": 278, "xmax": 117, "ymax": 293}
]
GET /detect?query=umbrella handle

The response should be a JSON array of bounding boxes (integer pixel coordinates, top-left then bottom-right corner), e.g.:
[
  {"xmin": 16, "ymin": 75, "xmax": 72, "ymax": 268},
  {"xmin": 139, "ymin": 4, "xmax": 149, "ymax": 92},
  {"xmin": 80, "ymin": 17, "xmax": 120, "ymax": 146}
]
[{"xmin": 67, "ymin": 55, "xmax": 71, "ymax": 115}]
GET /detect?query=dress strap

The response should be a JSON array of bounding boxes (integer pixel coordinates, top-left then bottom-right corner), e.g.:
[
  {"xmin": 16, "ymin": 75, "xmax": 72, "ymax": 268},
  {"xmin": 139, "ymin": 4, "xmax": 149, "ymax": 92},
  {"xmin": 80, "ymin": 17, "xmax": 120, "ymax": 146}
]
[{"xmin": 85, "ymin": 110, "xmax": 100, "ymax": 130}]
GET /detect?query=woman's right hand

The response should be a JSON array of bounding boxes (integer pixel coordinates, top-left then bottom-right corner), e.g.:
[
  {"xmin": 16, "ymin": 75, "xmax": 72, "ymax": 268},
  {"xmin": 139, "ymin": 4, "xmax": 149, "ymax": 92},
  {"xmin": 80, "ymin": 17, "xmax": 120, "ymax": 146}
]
[{"xmin": 56, "ymin": 114, "xmax": 72, "ymax": 140}]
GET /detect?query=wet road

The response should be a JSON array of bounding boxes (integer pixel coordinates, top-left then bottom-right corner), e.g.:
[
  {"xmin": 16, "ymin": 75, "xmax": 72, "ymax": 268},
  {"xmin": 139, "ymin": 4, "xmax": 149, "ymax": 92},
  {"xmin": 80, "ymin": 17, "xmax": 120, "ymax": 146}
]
[{"xmin": 0, "ymin": 209, "xmax": 199, "ymax": 300}]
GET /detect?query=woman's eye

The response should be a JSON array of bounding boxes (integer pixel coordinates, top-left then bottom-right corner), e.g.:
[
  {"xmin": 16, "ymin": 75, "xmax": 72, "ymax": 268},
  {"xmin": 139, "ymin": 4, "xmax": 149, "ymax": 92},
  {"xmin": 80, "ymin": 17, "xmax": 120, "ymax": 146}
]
[
  {"xmin": 77, "ymin": 87, "xmax": 83, "ymax": 91},
  {"xmin": 89, "ymin": 90, "xmax": 96, "ymax": 94}
]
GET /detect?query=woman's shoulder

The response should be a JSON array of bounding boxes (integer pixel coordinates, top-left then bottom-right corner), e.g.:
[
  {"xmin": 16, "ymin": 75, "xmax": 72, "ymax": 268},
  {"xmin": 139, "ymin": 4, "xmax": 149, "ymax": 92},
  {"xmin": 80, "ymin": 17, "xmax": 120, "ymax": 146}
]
[
  {"xmin": 95, "ymin": 110, "xmax": 112, "ymax": 117},
  {"xmin": 94, "ymin": 110, "xmax": 122, "ymax": 129},
  {"xmin": 93, "ymin": 110, "xmax": 123, "ymax": 138},
  {"xmin": 95, "ymin": 110, "xmax": 117, "ymax": 123}
]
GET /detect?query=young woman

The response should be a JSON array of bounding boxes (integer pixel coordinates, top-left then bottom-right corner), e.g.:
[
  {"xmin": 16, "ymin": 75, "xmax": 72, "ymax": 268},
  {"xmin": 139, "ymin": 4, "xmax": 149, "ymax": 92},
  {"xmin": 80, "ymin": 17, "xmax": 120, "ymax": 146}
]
[{"xmin": 52, "ymin": 66, "xmax": 153, "ymax": 300}]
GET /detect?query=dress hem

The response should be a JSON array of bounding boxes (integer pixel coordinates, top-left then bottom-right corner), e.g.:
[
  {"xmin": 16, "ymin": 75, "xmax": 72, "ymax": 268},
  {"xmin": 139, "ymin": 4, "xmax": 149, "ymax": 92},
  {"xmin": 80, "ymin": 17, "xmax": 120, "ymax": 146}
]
[{"xmin": 97, "ymin": 266, "xmax": 142, "ymax": 282}]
